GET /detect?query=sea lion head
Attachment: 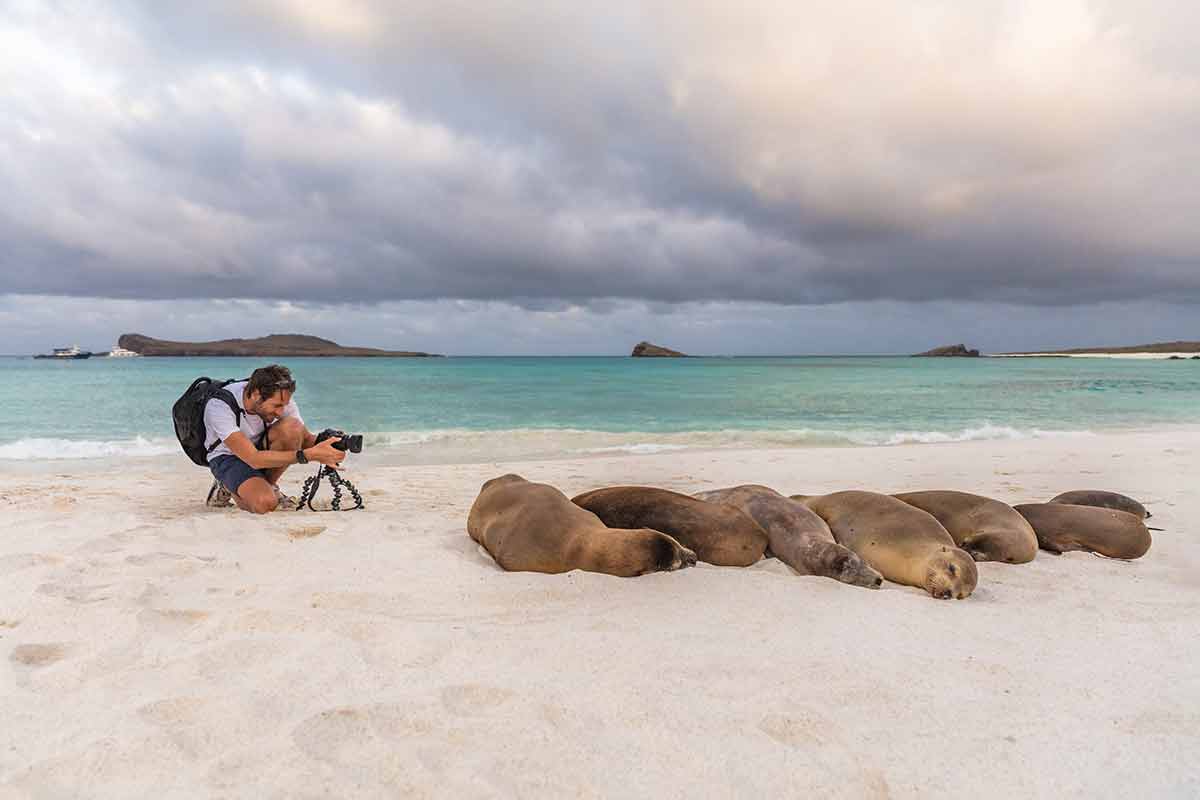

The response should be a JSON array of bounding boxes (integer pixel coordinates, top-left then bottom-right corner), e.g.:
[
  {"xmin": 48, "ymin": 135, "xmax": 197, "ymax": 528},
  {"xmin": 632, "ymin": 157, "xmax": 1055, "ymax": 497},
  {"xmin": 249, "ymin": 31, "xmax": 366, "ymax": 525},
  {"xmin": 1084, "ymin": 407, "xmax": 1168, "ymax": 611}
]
[
  {"xmin": 642, "ymin": 531, "xmax": 697, "ymax": 575},
  {"xmin": 832, "ymin": 551, "xmax": 884, "ymax": 589},
  {"xmin": 479, "ymin": 473, "xmax": 526, "ymax": 493},
  {"xmin": 959, "ymin": 529, "xmax": 1013, "ymax": 563},
  {"xmin": 923, "ymin": 546, "xmax": 978, "ymax": 599}
]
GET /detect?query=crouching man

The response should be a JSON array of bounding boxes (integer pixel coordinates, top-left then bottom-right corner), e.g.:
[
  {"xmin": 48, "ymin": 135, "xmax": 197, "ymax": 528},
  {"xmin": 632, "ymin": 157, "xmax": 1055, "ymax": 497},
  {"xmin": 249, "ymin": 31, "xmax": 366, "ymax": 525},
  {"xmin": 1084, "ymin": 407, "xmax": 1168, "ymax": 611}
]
[{"xmin": 204, "ymin": 364, "xmax": 345, "ymax": 513}]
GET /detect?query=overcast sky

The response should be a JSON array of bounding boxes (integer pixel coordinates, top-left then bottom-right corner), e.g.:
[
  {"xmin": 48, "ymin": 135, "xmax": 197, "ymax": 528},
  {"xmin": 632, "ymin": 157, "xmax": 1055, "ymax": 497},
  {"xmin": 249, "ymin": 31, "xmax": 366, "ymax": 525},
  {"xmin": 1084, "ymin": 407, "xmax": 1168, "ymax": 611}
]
[{"xmin": 2, "ymin": 1, "xmax": 1197, "ymax": 354}]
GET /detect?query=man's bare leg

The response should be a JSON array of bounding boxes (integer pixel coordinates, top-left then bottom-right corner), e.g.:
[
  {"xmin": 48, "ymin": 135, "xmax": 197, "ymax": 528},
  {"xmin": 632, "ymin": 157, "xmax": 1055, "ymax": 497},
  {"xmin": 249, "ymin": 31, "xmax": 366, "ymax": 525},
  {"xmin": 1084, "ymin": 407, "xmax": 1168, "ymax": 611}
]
[
  {"xmin": 235, "ymin": 476, "xmax": 279, "ymax": 514},
  {"xmin": 262, "ymin": 417, "xmax": 305, "ymax": 486}
]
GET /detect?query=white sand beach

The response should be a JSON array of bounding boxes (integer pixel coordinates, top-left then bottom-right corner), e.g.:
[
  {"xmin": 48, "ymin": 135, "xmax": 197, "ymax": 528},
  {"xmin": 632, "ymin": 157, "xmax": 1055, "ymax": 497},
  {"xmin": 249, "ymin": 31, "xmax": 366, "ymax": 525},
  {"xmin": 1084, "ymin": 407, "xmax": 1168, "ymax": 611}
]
[
  {"xmin": 991, "ymin": 352, "xmax": 1200, "ymax": 360},
  {"xmin": 2, "ymin": 431, "xmax": 1197, "ymax": 798}
]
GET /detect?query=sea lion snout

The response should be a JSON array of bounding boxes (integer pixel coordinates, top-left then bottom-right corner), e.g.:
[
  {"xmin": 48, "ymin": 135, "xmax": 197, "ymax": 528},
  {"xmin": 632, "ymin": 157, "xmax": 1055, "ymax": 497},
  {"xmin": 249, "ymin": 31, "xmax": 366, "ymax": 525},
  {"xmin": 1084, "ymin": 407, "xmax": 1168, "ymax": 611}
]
[
  {"xmin": 961, "ymin": 534, "xmax": 994, "ymax": 562},
  {"xmin": 924, "ymin": 549, "xmax": 979, "ymax": 600},
  {"xmin": 646, "ymin": 532, "xmax": 697, "ymax": 573},
  {"xmin": 833, "ymin": 551, "xmax": 884, "ymax": 589}
]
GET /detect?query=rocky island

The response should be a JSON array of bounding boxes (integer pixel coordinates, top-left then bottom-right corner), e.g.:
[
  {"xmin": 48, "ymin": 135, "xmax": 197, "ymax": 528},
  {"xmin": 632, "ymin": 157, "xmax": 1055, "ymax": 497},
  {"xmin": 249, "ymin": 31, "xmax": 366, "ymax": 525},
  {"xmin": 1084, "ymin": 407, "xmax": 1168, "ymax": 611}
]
[
  {"xmin": 631, "ymin": 341, "xmax": 687, "ymax": 357},
  {"xmin": 913, "ymin": 344, "xmax": 980, "ymax": 357},
  {"xmin": 117, "ymin": 333, "xmax": 439, "ymax": 357}
]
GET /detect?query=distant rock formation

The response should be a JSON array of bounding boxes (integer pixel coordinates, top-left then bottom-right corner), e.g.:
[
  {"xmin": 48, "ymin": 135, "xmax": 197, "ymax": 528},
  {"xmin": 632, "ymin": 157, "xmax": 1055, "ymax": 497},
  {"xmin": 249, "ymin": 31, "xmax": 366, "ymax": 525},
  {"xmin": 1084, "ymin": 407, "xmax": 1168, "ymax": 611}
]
[
  {"xmin": 913, "ymin": 344, "xmax": 980, "ymax": 357},
  {"xmin": 118, "ymin": 333, "xmax": 439, "ymax": 358},
  {"xmin": 631, "ymin": 341, "xmax": 687, "ymax": 357}
]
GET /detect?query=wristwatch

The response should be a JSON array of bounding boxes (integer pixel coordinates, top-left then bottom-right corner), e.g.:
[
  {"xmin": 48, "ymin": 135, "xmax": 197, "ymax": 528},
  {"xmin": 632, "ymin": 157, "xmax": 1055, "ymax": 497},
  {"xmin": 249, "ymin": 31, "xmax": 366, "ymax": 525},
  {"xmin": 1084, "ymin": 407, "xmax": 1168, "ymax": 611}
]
[{"xmin": 296, "ymin": 449, "xmax": 308, "ymax": 464}]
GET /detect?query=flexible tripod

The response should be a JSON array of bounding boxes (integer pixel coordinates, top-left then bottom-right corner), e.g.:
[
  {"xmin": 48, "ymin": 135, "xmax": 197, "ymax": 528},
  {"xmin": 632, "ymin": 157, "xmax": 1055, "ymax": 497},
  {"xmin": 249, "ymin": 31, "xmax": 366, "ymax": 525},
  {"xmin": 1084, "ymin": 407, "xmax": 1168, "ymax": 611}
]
[{"xmin": 297, "ymin": 465, "xmax": 365, "ymax": 511}]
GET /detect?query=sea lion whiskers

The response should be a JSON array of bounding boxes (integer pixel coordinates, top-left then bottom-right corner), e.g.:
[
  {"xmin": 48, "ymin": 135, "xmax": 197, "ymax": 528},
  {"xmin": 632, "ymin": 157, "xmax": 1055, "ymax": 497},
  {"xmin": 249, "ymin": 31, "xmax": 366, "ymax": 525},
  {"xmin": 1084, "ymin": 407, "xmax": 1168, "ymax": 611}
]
[
  {"xmin": 831, "ymin": 550, "xmax": 883, "ymax": 588},
  {"xmin": 924, "ymin": 546, "xmax": 978, "ymax": 600}
]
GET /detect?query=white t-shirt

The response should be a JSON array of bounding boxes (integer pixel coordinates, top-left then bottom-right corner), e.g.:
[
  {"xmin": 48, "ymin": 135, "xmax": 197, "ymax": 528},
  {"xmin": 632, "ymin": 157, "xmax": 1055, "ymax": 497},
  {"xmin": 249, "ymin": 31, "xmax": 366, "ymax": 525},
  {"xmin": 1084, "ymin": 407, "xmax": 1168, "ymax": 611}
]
[{"xmin": 203, "ymin": 381, "xmax": 304, "ymax": 461}]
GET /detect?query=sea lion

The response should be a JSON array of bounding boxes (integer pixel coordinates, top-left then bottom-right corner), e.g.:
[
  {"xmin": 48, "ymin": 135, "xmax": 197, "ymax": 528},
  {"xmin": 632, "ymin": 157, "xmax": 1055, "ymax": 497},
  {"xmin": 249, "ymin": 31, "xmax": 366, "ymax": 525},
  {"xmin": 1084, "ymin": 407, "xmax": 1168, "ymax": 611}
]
[
  {"xmin": 468, "ymin": 475, "xmax": 696, "ymax": 577},
  {"xmin": 1014, "ymin": 503, "xmax": 1151, "ymax": 559},
  {"xmin": 572, "ymin": 486, "xmax": 768, "ymax": 567},
  {"xmin": 893, "ymin": 490, "xmax": 1038, "ymax": 563},
  {"xmin": 693, "ymin": 485, "xmax": 882, "ymax": 588},
  {"xmin": 1049, "ymin": 490, "xmax": 1151, "ymax": 520},
  {"xmin": 803, "ymin": 491, "xmax": 978, "ymax": 599}
]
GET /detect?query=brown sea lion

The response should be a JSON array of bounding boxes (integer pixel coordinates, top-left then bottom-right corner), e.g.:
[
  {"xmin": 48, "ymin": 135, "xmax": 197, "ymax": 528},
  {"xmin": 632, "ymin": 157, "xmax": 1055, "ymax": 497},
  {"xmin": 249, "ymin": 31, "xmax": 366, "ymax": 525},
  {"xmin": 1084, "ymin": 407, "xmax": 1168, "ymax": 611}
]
[
  {"xmin": 1049, "ymin": 490, "xmax": 1151, "ymax": 520},
  {"xmin": 893, "ymin": 490, "xmax": 1038, "ymax": 563},
  {"xmin": 572, "ymin": 486, "xmax": 768, "ymax": 566},
  {"xmin": 803, "ymin": 491, "xmax": 978, "ymax": 599},
  {"xmin": 468, "ymin": 475, "xmax": 696, "ymax": 577},
  {"xmin": 693, "ymin": 485, "xmax": 882, "ymax": 588},
  {"xmin": 1014, "ymin": 503, "xmax": 1151, "ymax": 559}
]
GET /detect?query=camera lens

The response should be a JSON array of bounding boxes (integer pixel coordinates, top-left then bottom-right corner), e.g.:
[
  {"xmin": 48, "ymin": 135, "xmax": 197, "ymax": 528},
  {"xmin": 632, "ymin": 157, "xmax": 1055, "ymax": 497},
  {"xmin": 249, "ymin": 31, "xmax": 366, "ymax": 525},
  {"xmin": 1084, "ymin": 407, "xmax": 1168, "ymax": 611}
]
[{"xmin": 346, "ymin": 435, "xmax": 363, "ymax": 453}]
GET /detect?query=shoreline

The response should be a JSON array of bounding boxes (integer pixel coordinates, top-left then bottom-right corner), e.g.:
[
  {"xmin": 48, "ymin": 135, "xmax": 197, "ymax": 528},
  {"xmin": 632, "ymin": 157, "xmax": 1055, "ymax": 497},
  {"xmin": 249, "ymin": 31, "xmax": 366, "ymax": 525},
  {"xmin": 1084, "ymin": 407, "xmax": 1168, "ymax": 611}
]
[
  {"xmin": 5, "ymin": 423, "xmax": 1200, "ymax": 469},
  {"xmin": 991, "ymin": 351, "xmax": 1200, "ymax": 360},
  {"xmin": 7, "ymin": 351, "xmax": 1200, "ymax": 359}
]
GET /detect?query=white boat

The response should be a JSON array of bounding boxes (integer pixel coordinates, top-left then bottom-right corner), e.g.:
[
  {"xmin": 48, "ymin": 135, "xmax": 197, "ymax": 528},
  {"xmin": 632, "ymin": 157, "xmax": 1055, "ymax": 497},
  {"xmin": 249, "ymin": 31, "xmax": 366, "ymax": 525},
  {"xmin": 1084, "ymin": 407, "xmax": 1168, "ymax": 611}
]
[{"xmin": 107, "ymin": 345, "xmax": 141, "ymax": 358}]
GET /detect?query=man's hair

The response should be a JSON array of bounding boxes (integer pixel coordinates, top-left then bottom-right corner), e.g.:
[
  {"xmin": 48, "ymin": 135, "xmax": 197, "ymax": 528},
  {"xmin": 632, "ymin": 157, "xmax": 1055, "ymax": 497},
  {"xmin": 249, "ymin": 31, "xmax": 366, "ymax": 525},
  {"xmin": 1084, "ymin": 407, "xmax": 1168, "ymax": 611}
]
[{"xmin": 246, "ymin": 364, "xmax": 296, "ymax": 400}]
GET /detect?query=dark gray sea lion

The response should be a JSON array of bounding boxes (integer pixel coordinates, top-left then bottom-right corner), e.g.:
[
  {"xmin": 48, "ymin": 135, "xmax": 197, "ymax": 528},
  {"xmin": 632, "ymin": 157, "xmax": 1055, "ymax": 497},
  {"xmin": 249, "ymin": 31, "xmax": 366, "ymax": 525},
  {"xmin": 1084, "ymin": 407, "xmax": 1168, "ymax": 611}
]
[
  {"xmin": 1049, "ymin": 490, "xmax": 1151, "ymax": 519},
  {"xmin": 893, "ymin": 490, "xmax": 1038, "ymax": 563},
  {"xmin": 571, "ymin": 486, "xmax": 768, "ymax": 567},
  {"xmin": 693, "ymin": 485, "xmax": 882, "ymax": 588},
  {"xmin": 1013, "ymin": 503, "xmax": 1151, "ymax": 559},
  {"xmin": 803, "ymin": 491, "xmax": 978, "ymax": 599},
  {"xmin": 468, "ymin": 475, "xmax": 696, "ymax": 577}
]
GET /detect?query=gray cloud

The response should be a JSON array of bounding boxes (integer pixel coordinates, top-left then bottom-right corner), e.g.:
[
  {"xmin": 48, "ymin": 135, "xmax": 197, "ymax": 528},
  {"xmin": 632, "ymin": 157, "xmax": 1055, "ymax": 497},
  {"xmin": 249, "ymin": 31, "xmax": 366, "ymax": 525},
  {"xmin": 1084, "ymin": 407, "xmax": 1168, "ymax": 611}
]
[{"xmin": 2, "ymin": 0, "xmax": 1199, "ymax": 313}]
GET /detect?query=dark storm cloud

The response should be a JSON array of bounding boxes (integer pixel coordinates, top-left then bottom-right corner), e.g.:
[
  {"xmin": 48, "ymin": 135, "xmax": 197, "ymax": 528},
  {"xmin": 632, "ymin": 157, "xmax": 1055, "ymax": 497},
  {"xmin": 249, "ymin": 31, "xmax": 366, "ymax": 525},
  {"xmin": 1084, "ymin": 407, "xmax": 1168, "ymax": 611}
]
[{"xmin": 2, "ymin": 0, "xmax": 1198, "ymax": 309}]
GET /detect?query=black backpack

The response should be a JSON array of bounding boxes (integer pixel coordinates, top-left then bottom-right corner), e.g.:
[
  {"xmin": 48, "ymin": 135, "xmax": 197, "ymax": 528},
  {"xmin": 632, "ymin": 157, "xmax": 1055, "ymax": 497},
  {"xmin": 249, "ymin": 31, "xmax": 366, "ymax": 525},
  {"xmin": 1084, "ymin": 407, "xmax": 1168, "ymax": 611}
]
[{"xmin": 172, "ymin": 377, "xmax": 246, "ymax": 466}]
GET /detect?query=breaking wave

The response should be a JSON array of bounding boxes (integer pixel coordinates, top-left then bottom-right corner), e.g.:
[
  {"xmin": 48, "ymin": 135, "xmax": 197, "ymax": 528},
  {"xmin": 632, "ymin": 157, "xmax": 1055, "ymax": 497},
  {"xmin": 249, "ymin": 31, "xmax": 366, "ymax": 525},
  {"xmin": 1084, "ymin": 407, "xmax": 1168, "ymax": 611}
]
[
  {"xmin": 0, "ymin": 436, "xmax": 178, "ymax": 460},
  {"xmin": 0, "ymin": 424, "xmax": 1097, "ymax": 462},
  {"xmin": 359, "ymin": 424, "xmax": 1097, "ymax": 462}
]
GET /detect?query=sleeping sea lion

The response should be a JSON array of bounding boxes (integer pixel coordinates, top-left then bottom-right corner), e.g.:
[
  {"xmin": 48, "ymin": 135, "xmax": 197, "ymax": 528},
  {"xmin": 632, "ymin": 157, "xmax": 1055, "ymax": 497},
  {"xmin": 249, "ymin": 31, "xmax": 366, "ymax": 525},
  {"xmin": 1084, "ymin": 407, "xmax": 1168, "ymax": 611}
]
[
  {"xmin": 693, "ymin": 484, "xmax": 882, "ymax": 588},
  {"xmin": 1014, "ymin": 503, "xmax": 1151, "ymax": 559},
  {"xmin": 468, "ymin": 475, "xmax": 696, "ymax": 577},
  {"xmin": 893, "ymin": 490, "xmax": 1038, "ymax": 563},
  {"xmin": 1049, "ymin": 490, "xmax": 1151, "ymax": 520},
  {"xmin": 803, "ymin": 491, "xmax": 978, "ymax": 599},
  {"xmin": 571, "ymin": 486, "xmax": 768, "ymax": 566}
]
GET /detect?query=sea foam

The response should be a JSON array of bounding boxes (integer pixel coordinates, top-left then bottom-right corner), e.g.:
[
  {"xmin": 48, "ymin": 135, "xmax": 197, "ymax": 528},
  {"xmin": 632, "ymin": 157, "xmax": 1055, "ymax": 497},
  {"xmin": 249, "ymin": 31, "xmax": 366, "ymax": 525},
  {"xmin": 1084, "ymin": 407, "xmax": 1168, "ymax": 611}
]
[
  {"xmin": 0, "ymin": 424, "xmax": 1098, "ymax": 462},
  {"xmin": 0, "ymin": 436, "xmax": 178, "ymax": 460}
]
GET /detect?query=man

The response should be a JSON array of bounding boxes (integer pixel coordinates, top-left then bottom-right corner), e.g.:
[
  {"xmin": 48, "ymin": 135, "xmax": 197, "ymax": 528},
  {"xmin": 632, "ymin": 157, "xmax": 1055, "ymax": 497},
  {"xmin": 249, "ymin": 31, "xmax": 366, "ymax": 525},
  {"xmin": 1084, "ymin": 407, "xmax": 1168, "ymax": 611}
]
[{"xmin": 204, "ymin": 364, "xmax": 345, "ymax": 513}]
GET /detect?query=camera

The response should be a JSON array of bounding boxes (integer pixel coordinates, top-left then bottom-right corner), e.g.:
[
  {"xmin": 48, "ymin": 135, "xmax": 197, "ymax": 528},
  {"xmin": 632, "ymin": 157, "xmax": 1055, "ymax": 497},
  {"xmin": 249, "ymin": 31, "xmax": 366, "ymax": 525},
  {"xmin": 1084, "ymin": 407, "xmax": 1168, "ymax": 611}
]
[{"xmin": 315, "ymin": 428, "xmax": 363, "ymax": 453}]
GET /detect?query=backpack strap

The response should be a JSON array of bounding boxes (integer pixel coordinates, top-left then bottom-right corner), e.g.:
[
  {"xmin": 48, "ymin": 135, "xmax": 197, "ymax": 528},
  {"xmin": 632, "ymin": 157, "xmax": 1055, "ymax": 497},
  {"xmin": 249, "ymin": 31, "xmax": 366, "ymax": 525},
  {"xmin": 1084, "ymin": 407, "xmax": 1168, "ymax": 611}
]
[{"xmin": 204, "ymin": 385, "xmax": 245, "ymax": 455}]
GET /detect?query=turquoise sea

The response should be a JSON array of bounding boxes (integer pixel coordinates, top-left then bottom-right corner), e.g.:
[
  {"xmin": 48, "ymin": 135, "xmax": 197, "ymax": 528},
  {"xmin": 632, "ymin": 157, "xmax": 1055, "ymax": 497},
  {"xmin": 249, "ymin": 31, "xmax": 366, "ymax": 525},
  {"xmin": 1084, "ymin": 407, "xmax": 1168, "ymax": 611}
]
[{"xmin": 1, "ymin": 355, "xmax": 1198, "ymax": 463}]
